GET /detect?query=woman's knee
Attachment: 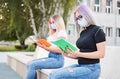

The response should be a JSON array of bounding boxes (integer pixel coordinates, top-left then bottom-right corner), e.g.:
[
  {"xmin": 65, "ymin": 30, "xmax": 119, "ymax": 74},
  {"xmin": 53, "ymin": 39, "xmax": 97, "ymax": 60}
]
[
  {"xmin": 27, "ymin": 62, "xmax": 37, "ymax": 70},
  {"xmin": 48, "ymin": 70, "xmax": 62, "ymax": 79}
]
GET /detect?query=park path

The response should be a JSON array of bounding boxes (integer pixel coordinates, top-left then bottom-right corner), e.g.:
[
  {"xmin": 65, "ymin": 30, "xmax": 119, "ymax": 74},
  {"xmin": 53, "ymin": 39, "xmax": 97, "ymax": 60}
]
[{"xmin": 0, "ymin": 52, "xmax": 22, "ymax": 79}]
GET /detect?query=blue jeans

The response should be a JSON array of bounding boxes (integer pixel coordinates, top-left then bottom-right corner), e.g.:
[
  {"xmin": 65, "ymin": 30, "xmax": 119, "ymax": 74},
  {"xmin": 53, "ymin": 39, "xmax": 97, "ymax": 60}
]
[
  {"xmin": 48, "ymin": 63, "xmax": 100, "ymax": 79},
  {"xmin": 26, "ymin": 52, "xmax": 64, "ymax": 79}
]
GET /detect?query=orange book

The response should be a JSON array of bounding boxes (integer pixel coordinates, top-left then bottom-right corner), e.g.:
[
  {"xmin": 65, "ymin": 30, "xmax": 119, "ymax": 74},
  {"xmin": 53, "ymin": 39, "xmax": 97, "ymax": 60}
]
[{"xmin": 37, "ymin": 39, "xmax": 51, "ymax": 47}]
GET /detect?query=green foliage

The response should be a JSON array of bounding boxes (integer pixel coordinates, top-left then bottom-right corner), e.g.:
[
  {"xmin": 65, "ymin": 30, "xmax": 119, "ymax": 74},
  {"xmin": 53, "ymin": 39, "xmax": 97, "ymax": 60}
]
[
  {"xmin": 25, "ymin": 43, "xmax": 36, "ymax": 51},
  {"xmin": 0, "ymin": 45, "xmax": 16, "ymax": 52},
  {"xmin": 0, "ymin": 44, "xmax": 36, "ymax": 52},
  {"xmin": 23, "ymin": 0, "xmax": 77, "ymax": 38},
  {"xmin": 0, "ymin": 0, "xmax": 33, "ymax": 42},
  {"xmin": 62, "ymin": 0, "xmax": 77, "ymax": 24},
  {"xmin": 0, "ymin": 0, "xmax": 78, "ymax": 42}
]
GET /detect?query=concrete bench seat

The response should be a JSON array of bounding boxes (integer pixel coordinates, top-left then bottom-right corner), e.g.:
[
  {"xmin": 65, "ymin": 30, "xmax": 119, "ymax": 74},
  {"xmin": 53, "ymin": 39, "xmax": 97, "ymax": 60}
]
[
  {"xmin": 7, "ymin": 46, "xmax": 120, "ymax": 79},
  {"xmin": 7, "ymin": 53, "xmax": 34, "ymax": 64},
  {"xmin": 7, "ymin": 52, "xmax": 34, "ymax": 79}
]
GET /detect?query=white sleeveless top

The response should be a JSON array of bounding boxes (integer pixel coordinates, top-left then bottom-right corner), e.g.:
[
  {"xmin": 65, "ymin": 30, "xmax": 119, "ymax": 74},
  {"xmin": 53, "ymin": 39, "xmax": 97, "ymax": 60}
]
[{"xmin": 47, "ymin": 30, "xmax": 67, "ymax": 42}]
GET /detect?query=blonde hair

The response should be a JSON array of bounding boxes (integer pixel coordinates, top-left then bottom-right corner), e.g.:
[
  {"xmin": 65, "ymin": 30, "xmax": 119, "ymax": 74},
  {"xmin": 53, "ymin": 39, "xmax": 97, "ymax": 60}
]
[{"xmin": 48, "ymin": 14, "xmax": 66, "ymax": 35}]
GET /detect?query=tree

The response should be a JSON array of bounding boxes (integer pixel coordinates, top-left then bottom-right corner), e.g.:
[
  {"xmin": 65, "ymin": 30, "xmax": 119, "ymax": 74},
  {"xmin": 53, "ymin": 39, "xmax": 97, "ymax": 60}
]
[
  {"xmin": 22, "ymin": 0, "xmax": 77, "ymax": 39},
  {"xmin": 0, "ymin": 0, "xmax": 33, "ymax": 47},
  {"xmin": 0, "ymin": 0, "xmax": 79, "ymax": 47}
]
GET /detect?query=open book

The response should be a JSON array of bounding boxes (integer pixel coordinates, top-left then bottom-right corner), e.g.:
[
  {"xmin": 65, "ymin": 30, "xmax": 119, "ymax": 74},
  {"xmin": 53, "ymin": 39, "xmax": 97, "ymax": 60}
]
[
  {"xmin": 37, "ymin": 39, "xmax": 51, "ymax": 47},
  {"xmin": 52, "ymin": 39, "xmax": 77, "ymax": 52},
  {"xmin": 29, "ymin": 36, "xmax": 51, "ymax": 47}
]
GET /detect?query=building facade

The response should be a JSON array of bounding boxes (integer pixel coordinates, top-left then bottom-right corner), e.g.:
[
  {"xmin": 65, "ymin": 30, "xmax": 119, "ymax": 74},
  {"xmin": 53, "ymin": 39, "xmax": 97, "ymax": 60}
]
[{"xmin": 67, "ymin": 0, "xmax": 120, "ymax": 46}]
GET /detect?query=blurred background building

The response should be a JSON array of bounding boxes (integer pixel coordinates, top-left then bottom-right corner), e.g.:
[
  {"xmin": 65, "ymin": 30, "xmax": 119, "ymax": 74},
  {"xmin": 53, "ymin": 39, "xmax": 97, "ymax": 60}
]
[{"xmin": 67, "ymin": 0, "xmax": 120, "ymax": 46}]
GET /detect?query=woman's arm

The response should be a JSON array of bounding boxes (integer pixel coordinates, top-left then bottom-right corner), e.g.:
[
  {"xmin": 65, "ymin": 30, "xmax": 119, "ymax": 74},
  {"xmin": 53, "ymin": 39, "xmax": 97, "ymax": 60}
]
[
  {"xmin": 67, "ymin": 41, "xmax": 106, "ymax": 59},
  {"xmin": 45, "ymin": 45, "xmax": 64, "ymax": 53},
  {"xmin": 37, "ymin": 42, "xmax": 64, "ymax": 53}
]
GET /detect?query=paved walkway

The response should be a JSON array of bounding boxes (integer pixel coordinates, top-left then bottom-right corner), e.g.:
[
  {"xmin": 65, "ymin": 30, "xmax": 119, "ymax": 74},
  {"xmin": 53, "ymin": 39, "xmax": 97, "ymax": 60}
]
[
  {"xmin": 0, "ymin": 52, "xmax": 22, "ymax": 79},
  {"xmin": 0, "ymin": 53, "xmax": 7, "ymax": 62}
]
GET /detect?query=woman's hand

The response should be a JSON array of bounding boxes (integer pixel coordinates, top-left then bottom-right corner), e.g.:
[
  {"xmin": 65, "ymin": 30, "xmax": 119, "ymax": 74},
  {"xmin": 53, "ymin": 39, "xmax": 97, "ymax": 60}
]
[
  {"xmin": 36, "ymin": 42, "xmax": 64, "ymax": 53},
  {"xmin": 68, "ymin": 50, "xmax": 80, "ymax": 58},
  {"xmin": 62, "ymin": 48, "xmax": 79, "ymax": 59},
  {"xmin": 36, "ymin": 42, "xmax": 48, "ymax": 50}
]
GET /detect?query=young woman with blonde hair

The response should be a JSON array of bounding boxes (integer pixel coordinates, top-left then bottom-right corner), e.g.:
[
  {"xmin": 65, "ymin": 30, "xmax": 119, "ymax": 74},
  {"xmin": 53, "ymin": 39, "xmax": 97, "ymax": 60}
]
[
  {"xmin": 26, "ymin": 14, "xmax": 67, "ymax": 79},
  {"xmin": 48, "ymin": 4, "xmax": 106, "ymax": 79}
]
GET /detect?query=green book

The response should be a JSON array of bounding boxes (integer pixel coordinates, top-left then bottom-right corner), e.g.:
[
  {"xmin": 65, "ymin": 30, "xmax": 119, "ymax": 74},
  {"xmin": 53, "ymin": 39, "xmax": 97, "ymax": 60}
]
[{"xmin": 52, "ymin": 39, "xmax": 77, "ymax": 52}]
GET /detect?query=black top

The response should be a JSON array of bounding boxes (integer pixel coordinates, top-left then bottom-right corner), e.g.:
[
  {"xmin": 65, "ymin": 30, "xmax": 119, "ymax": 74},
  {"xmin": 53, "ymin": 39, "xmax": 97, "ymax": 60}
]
[{"xmin": 76, "ymin": 24, "xmax": 106, "ymax": 64}]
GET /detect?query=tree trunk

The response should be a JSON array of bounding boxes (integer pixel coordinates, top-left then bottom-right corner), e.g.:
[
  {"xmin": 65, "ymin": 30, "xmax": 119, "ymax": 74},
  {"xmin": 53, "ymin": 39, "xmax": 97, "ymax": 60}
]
[
  {"xmin": 29, "ymin": 6, "xmax": 39, "ymax": 39},
  {"xmin": 38, "ymin": 0, "xmax": 48, "ymax": 39},
  {"xmin": 15, "ymin": 30, "xmax": 28, "ymax": 49}
]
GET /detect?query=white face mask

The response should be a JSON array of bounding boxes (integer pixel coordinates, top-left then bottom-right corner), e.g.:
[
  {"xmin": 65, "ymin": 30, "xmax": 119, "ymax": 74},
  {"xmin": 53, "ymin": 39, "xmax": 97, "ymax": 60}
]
[
  {"xmin": 50, "ymin": 23, "xmax": 57, "ymax": 29},
  {"xmin": 77, "ymin": 17, "xmax": 88, "ymax": 27}
]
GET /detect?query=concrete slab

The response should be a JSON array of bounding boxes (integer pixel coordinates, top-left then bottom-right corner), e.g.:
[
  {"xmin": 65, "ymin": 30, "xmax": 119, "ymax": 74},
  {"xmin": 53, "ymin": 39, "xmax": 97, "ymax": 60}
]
[{"xmin": 0, "ymin": 63, "xmax": 22, "ymax": 79}]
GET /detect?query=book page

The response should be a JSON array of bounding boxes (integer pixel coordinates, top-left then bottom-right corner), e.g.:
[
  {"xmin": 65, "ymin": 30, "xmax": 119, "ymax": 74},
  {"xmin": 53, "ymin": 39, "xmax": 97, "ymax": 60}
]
[{"xmin": 52, "ymin": 39, "xmax": 77, "ymax": 52}]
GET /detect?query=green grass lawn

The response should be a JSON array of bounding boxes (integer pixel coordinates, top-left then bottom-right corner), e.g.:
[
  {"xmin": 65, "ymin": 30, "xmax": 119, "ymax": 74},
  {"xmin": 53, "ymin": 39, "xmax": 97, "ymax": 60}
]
[
  {"xmin": 0, "ymin": 45, "xmax": 16, "ymax": 51},
  {"xmin": 0, "ymin": 44, "xmax": 36, "ymax": 52}
]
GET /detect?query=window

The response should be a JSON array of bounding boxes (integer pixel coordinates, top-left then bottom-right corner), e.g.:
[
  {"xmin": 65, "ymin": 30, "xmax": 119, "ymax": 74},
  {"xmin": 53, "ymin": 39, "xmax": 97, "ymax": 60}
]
[
  {"xmin": 106, "ymin": 0, "xmax": 112, "ymax": 13},
  {"xmin": 95, "ymin": 0, "xmax": 99, "ymax": 4},
  {"xmin": 94, "ymin": 0, "xmax": 100, "ymax": 12},
  {"xmin": 116, "ymin": 28, "xmax": 120, "ymax": 37},
  {"xmin": 83, "ymin": 0, "xmax": 90, "ymax": 6},
  {"xmin": 67, "ymin": 24, "xmax": 75, "ymax": 36},
  {"xmin": 106, "ymin": 27, "xmax": 112, "ymax": 37},
  {"xmin": 117, "ymin": 2, "xmax": 120, "ymax": 14}
]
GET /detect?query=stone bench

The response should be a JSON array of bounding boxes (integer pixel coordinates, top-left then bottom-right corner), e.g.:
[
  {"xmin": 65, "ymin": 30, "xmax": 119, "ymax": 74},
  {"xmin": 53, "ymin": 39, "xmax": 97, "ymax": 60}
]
[
  {"xmin": 7, "ymin": 46, "xmax": 53, "ymax": 79},
  {"xmin": 7, "ymin": 46, "xmax": 120, "ymax": 79},
  {"xmin": 7, "ymin": 52, "xmax": 34, "ymax": 79}
]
